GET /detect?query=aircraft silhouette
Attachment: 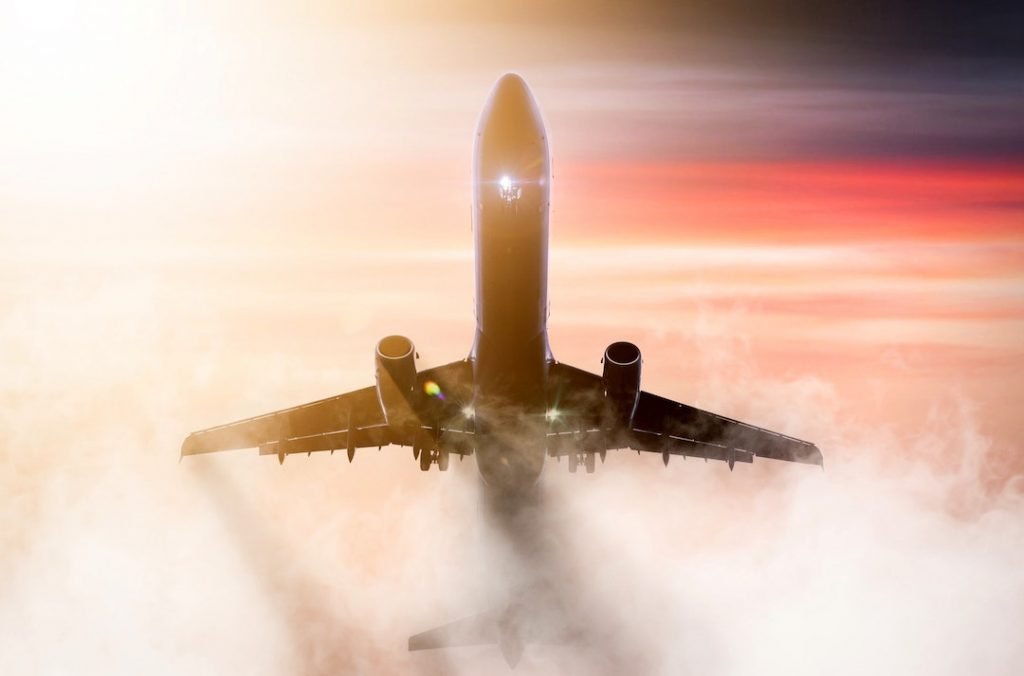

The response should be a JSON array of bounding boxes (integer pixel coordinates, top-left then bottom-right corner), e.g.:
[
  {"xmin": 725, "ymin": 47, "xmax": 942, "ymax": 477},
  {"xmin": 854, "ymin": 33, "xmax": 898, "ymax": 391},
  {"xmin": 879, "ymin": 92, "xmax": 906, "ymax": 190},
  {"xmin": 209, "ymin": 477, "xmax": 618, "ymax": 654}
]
[{"xmin": 181, "ymin": 73, "xmax": 823, "ymax": 667}]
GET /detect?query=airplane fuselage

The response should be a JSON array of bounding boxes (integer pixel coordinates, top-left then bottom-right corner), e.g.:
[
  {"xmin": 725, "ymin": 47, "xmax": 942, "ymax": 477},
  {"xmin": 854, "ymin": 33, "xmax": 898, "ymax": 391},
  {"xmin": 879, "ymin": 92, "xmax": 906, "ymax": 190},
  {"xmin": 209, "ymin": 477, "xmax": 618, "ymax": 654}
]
[{"xmin": 470, "ymin": 74, "xmax": 552, "ymax": 491}]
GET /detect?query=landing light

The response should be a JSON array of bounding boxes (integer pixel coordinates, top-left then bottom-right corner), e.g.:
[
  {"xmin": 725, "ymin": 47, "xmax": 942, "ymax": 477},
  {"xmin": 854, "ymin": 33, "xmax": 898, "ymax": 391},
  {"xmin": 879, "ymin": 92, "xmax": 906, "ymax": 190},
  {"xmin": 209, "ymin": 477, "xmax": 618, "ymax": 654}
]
[
  {"xmin": 462, "ymin": 405, "xmax": 475, "ymax": 419},
  {"xmin": 498, "ymin": 174, "xmax": 522, "ymax": 205},
  {"xmin": 545, "ymin": 408, "xmax": 560, "ymax": 422}
]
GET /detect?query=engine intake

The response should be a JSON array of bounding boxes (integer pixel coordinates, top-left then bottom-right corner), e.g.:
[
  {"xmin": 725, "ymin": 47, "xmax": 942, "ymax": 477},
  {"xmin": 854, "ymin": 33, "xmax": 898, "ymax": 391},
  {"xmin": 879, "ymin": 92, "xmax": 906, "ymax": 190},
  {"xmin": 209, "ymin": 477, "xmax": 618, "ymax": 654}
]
[
  {"xmin": 602, "ymin": 341, "xmax": 641, "ymax": 425},
  {"xmin": 375, "ymin": 335, "xmax": 418, "ymax": 427}
]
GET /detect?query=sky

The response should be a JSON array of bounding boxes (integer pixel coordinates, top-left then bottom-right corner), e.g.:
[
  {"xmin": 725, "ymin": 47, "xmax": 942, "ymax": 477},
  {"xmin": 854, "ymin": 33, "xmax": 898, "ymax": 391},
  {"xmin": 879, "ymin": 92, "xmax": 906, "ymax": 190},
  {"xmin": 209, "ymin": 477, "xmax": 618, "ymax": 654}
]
[{"xmin": 1, "ymin": 1, "xmax": 1023, "ymax": 674}]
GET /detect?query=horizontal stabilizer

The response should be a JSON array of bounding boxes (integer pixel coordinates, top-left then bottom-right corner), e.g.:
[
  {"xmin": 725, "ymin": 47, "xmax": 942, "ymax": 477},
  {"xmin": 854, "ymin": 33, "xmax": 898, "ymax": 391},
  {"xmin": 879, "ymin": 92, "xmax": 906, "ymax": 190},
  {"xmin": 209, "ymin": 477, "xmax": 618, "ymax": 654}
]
[
  {"xmin": 409, "ymin": 601, "xmax": 573, "ymax": 668},
  {"xmin": 410, "ymin": 611, "xmax": 525, "ymax": 666},
  {"xmin": 409, "ymin": 611, "xmax": 500, "ymax": 651}
]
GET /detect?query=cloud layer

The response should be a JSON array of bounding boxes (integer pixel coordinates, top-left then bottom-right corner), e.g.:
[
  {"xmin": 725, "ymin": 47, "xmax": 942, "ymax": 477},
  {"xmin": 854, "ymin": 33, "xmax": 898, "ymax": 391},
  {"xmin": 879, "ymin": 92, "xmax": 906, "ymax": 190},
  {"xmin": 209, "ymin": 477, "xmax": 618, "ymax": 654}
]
[{"xmin": 2, "ymin": 249, "xmax": 1021, "ymax": 674}]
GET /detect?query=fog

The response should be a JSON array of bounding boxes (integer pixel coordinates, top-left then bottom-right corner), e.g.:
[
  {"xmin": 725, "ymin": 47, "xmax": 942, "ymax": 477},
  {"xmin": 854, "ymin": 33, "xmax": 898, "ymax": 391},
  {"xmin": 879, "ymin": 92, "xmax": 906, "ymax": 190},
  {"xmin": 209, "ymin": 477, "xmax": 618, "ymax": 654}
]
[{"xmin": 1, "ymin": 249, "xmax": 1022, "ymax": 675}]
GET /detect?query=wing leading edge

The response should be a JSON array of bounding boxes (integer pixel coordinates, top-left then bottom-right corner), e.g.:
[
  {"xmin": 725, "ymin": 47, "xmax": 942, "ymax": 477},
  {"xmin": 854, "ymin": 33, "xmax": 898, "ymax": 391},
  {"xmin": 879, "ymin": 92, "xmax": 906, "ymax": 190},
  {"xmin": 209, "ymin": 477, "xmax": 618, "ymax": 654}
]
[
  {"xmin": 181, "ymin": 360, "xmax": 474, "ymax": 462},
  {"xmin": 546, "ymin": 363, "xmax": 823, "ymax": 469}
]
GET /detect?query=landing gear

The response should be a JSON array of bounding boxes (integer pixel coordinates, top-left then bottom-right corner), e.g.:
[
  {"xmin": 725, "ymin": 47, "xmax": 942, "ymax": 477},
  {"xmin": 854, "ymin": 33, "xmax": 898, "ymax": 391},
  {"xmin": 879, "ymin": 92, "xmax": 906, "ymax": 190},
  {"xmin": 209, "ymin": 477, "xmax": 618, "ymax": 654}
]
[
  {"xmin": 565, "ymin": 452, "xmax": 596, "ymax": 474},
  {"xmin": 418, "ymin": 448, "xmax": 450, "ymax": 471}
]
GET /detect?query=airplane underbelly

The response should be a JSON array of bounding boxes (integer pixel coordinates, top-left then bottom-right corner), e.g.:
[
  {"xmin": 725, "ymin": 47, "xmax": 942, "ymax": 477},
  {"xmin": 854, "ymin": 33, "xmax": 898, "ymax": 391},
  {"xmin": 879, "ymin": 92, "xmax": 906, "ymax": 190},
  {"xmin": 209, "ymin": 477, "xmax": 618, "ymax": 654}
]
[
  {"xmin": 474, "ymin": 417, "xmax": 547, "ymax": 492},
  {"xmin": 471, "ymin": 330, "xmax": 548, "ymax": 492}
]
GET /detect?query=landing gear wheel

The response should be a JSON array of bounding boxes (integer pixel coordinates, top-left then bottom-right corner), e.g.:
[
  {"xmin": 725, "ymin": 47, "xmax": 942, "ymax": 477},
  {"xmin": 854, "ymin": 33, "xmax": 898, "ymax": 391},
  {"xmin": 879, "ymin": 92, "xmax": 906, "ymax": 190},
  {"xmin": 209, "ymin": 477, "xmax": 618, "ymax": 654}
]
[
  {"xmin": 420, "ymin": 449, "xmax": 432, "ymax": 471},
  {"xmin": 585, "ymin": 452, "xmax": 596, "ymax": 473},
  {"xmin": 438, "ymin": 449, "xmax": 450, "ymax": 472},
  {"xmin": 568, "ymin": 453, "xmax": 578, "ymax": 473}
]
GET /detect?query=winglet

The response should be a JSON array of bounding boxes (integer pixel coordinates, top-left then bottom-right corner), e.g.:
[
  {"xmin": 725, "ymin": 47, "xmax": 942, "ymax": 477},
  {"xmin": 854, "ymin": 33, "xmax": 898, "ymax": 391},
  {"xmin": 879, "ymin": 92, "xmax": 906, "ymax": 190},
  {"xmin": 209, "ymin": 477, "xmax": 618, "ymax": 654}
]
[{"xmin": 809, "ymin": 443, "xmax": 824, "ymax": 470}]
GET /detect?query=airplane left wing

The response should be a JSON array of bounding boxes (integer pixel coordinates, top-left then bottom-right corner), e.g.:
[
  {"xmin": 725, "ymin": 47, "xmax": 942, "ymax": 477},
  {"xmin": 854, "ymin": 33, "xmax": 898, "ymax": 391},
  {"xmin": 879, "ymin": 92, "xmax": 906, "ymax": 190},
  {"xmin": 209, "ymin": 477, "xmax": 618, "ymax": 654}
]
[
  {"xmin": 181, "ymin": 360, "xmax": 475, "ymax": 462},
  {"xmin": 547, "ymin": 363, "xmax": 822, "ymax": 469}
]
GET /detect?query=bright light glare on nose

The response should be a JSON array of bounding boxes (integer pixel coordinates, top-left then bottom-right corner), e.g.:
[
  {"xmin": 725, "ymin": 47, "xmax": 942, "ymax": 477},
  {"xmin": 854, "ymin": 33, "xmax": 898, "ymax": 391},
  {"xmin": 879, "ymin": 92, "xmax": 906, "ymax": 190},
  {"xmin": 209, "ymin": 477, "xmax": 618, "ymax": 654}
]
[{"xmin": 498, "ymin": 174, "xmax": 522, "ymax": 206}]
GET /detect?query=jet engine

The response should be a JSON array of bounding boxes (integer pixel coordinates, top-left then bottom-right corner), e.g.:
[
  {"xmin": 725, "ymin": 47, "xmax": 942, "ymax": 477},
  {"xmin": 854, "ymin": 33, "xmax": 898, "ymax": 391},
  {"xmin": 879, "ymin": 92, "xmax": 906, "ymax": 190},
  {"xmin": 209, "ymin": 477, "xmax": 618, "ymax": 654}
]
[
  {"xmin": 602, "ymin": 341, "xmax": 641, "ymax": 425},
  {"xmin": 375, "ymin": 335, "xmax": 418, "ymax": 427}
]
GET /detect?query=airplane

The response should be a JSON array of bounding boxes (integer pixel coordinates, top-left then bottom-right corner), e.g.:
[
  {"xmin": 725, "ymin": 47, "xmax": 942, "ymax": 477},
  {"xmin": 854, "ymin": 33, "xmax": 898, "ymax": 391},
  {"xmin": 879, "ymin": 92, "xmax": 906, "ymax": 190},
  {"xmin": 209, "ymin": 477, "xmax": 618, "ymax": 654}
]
[
  {"xmin": 181, "ymin": 72, "xmax": 822, "ymax": 488},
  {"xmin": 181, "ymin": 72, "xmax": 823, "ymax": 667}
]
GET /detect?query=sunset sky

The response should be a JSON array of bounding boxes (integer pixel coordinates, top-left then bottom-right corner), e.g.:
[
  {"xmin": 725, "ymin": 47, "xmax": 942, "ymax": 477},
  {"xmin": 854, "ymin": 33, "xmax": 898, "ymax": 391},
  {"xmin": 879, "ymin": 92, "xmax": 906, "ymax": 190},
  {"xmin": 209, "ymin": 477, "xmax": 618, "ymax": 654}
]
[{"xmin": 2, "ymin": 2, "xmax": 1022, "ymax": 674}]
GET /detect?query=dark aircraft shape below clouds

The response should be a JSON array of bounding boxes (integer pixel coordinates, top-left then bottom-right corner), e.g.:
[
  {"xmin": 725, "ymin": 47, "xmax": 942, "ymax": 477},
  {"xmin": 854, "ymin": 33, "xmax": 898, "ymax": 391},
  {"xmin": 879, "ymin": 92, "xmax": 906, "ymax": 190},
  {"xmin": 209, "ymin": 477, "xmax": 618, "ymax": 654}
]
[
  {"xmin": 181, "ymin": 72, "xmax": 822, "ymax": 487},
  {"xmin": 181, "ymin": 73, "xmax": 823, "ymax": 666}
]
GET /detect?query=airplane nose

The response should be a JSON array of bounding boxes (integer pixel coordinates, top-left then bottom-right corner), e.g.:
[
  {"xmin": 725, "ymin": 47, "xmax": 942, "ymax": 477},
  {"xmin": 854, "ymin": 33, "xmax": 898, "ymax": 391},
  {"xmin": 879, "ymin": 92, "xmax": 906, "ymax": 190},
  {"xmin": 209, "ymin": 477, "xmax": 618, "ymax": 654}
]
[
  {"xmin": 477, "ymin": 73, "xmax": 544, "ymax": 142},
  {"xmin": 473, "ymin": 73, "xmax": 550, "ymax": 218},
  {"xmin": 490, "ymin": 73, "xmax": 533, "ymax": 114}
]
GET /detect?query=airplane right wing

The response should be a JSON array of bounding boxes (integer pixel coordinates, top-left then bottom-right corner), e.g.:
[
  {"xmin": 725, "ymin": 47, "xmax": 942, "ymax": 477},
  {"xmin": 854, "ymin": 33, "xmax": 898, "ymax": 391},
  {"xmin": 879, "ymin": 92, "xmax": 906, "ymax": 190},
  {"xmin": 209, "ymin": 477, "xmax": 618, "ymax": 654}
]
[
  {"xmin": 181, "ymin": 360, "xmax": 475, "ymax": 463},
  {"xmin": 547, "ymin": 362, "xmax": 823, "ymax": 470}
]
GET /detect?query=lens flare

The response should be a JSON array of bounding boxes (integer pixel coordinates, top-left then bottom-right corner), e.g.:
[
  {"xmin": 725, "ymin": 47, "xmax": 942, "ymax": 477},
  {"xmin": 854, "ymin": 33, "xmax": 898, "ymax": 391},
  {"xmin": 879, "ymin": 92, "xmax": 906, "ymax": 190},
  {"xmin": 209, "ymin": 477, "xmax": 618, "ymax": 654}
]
[{"xmin": 423, "ymin": 380, "xmax": 443, "ymax": 400}]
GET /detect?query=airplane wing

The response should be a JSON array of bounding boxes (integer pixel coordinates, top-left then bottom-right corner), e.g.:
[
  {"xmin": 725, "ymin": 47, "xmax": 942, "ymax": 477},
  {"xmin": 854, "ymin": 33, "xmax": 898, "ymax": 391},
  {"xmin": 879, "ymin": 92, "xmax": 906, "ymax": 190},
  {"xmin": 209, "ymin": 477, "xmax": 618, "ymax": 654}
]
[
  {"xmin": 546, "ymin": 363, "xmax": 823, "ymax": 469},
  {"xmin": 181, "ymin": 360, "xmax": 474, "ymax": 463}
]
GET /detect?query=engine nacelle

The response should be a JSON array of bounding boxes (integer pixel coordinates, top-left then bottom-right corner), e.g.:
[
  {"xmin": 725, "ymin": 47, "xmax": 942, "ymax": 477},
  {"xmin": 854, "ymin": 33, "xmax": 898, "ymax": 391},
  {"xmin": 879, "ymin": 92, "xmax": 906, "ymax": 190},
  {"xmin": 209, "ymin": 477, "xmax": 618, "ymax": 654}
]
[
  {"xmin": 375, "ymin": 335, "xmax": 418, "ymax": 427},
  {"xmin": 602, "ymin": 341, "xmax": 642, "ymax": 425}
]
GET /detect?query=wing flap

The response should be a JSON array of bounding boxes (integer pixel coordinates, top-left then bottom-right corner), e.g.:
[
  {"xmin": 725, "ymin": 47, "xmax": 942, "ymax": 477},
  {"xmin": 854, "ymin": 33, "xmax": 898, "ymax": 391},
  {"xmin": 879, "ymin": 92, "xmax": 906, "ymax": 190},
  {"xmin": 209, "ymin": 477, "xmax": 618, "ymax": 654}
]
[
  {"xmin": 630, "ymin": 428, "xmax": 754, "ymax": 464},
  {"xmin": 256, "ymin": 424, "xmax": 393, "ymax": 456}
]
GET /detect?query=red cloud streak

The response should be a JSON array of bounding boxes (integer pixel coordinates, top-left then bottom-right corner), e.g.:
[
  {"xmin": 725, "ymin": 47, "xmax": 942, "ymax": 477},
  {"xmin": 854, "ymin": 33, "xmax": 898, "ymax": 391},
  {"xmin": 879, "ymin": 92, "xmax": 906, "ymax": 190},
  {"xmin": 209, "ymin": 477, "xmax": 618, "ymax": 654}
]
[{"xmin": 557, "ymin": 161, "xmax": 1024, "ymax": 244}]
